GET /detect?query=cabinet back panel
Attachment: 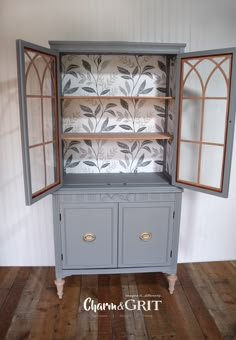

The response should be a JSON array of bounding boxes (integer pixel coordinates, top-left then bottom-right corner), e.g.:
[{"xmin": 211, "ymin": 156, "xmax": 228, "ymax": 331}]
[{"xmin": 61, "ymin": 54, "xmax": 177, "ymax": 175}]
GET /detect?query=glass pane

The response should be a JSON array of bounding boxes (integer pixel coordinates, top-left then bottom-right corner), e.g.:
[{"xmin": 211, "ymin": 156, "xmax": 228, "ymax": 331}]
[
  {"xmin": 178, "ymin": 142, "xmax": 199, "ymax": 183},
  {"xmin": 193, "ymin": 59, "xmax": 215, "ymax": 85},
  {"xmin": 43, "ymin": 98, "xmax": 55, "ymax": 142},
  {"xmin": 180, "ymin": 99, "xmax": 202, "ymax": 141},
  {"xmin": 29, "ymin": 146, "xmax": 45, "ymax": 194},
  {"xmin": 25, "ymin": 51, "xmax": 56, "ymax": 97},
  {"xmin": 45, "ymin": 143, "xmax": 57, "ymax": 186},
  {"xmin": 202, "ymin": 100, "xmax": 227, "ymax": 144},
  {"xmin": 27, "ymin": 98, "xmax": 42, "ymax": 145},
  {"xmin": 200, "ymin": 145, "xmax": 224, "ymax": 189},
  {"xmin": 182, "ymin": 55, "xmax": 231, "ymax": 98},
  {"xmin": 25, "ymin": 53, "xmax": 41, "ymax": 96},
  {"xmin": 34, "ymin": 54, "xmax": 50, "ymax": 83},
  {"xmin": 183, "ymin": 63, "xmax": 202, "ymax": 97},
  {"xmin": 212, "ymin": 56, "xmax": 227, "ymax": 64},
  {"xmin": 219, "ymin": 57, "xmax": 231, "ymax": 74},
  {"xmin": 42, "ymin": 61, "xmax": 55, "ymax": 96},
  {"xmin": 205, "ymin": 66, "xmax": 228, "ymax": 97},
  {"xmin": 183, "ymin": 62, "xmax": 191, "ymax": 80}
]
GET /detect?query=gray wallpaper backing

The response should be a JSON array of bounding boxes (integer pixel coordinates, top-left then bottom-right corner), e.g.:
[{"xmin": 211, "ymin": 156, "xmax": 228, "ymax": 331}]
[{"xmin": 61, "ymin": 54, "xmax": 176, "ymax": 174}]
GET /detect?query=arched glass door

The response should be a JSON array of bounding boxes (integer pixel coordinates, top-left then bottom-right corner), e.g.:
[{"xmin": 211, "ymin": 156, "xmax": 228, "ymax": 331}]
[
  {"xmin": 173, "ymin": 49, "xmax": 236, "ymax": 197},
  {"xmin": 17, "ymin": 40, "xmax": 62, "ymax": 205}
]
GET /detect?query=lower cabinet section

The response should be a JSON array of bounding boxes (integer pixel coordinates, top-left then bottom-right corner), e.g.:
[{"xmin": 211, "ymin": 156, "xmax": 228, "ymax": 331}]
[
  {"xmin": 60, "ymin": 201, "xmax": 174, "ymax": 270},
  {"xmin": 53, "ymin": 186, "xmax": 182, "ymax": 298}
]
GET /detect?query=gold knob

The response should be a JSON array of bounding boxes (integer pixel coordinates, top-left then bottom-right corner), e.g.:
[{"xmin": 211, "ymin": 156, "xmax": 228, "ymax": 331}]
[
  {"xmin": 139, "ymin": 232, "xmax": 152, "ymax": 241},
  {"xmin": 83, "ymin": 233, "xmax": 96, "ymax": 242}
]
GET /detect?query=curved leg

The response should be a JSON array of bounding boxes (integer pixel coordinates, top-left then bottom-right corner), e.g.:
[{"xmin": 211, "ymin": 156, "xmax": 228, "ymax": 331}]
[
  {"xmin": 167, "ymin": 274, "xmax": 177, "ymax": 294},
  {"xmin": 54, "ymin": 278, "xmax": 65, "ymax": 299}
]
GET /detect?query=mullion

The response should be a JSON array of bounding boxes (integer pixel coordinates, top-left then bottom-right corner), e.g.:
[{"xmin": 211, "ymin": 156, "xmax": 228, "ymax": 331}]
[
  {"xmin": 180, "ymin": 140, "xmax": 224, "ymax": 147},
  {"xmin": 29, "ymin": 140, "xmax": 55, "ymax": 149},
  {"xmin": 26, "ymin": 94, "xmax": 56, "ymax": 99},
  {"xmin": 182, "ymin": 96, "xmax": 227, "ymax": 100},
  {"xmin": 197, "ymin": 97, "xmax": 205, "ymax": 185},
  {"xmin": 40, "ymin": 92, "xmax": 47, "ymax": 188}
]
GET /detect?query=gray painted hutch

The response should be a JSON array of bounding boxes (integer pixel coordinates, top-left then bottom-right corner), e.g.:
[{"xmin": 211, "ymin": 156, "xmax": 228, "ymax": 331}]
[{"xmin": 16, "ymin": 40, "xmax": 236, "ymax": 298}]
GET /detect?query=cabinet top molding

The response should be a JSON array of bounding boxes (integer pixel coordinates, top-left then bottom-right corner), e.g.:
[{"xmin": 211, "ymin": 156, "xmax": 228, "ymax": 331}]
[{"xmin": 48, "ymin": 41, "xmax": 186, "ymax": 54}]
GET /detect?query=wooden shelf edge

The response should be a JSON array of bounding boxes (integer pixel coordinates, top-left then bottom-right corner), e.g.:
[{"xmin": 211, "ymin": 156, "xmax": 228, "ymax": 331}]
[
  {"xmin": 61, "ymin": 95, "xmax": 175, "ymax": 100},
  {"xmin": 62, "ymin": 132, "xmax": 173, "ymax": 141}
]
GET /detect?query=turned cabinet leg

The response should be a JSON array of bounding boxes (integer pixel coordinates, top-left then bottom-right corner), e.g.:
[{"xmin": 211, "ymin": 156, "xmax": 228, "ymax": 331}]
[
  {"xmin": 167, "ymin": 274, "xmax": 177, "ymax": 294},
  {"xmin": 54, "ymin": 278, "xmax": 65, "ymax": 299}
]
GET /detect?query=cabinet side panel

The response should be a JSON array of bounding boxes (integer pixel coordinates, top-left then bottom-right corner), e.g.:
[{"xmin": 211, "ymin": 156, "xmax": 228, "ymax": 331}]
[
  {"xmin": 53, "ymin": 194, "xmax": 63, "ymax": 278},
  {"xmin": 170, "ymin": 192, "xmax": 182, "ymax": 272}
]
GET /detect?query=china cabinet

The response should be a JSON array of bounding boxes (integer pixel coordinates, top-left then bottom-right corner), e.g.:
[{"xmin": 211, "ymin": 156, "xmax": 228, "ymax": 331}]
[{"xmin": 16, "ymin": 40, "xmax": 236, "ymax": 298}]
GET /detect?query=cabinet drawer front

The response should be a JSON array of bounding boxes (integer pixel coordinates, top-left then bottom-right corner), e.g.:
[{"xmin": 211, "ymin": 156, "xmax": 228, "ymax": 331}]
[
  {"xmin": 61, "ymin": 203, "xmax": 117, "ymax": 269},
  {"xmin": 118, "ymin": 202, "xmax": 174, "ymax": 267}
]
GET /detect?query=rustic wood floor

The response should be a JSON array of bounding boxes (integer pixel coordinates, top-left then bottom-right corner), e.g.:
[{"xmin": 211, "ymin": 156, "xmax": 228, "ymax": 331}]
[{"xmin": 0, "ymin": 262, "xmax": 236, "ymax": 339}]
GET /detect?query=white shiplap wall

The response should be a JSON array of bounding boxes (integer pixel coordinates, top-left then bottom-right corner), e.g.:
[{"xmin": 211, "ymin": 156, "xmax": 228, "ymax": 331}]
[{"xmin": 0, "ymin": 0, "xmax": 236, "ymax": 265}]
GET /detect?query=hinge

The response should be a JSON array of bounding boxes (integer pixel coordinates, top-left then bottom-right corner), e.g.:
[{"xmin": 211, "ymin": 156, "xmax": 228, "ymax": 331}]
[
  {"xmin": 170, "ymin": 250, "xmax": 173, "ymax": 258},
  {"xmin": 173, "ymin": 211, "xmax": 175, "ymax": 219},
  {"xmin": 61, "ymin": 253, "xmax": 63, "ymax": 261},
  {"xmin": 59, "ymin": 213, "xmax": 61, "ymax": 221}
]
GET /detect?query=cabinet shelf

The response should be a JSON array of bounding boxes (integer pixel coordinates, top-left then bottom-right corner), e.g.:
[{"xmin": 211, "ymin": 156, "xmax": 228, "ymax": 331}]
[
  {"xmin": 63, "ymin": 172, "xmax": 171, "ymax": 187},
  {"xmin": 62, "ymin": 132, "xmax": 173, "ymax": 141},
  {"xmin": 61, "ymin": 96, "xmax": 175, "ymax": 100}
]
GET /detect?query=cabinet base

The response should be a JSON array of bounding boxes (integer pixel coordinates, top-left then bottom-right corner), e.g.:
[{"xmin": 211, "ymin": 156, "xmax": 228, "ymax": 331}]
[
  {"xmin": 54, "ymin": 273, "xmax": 177, "ymax": 299},
  {"xmin": 167, "ymin": 274, "xmax": 177, "ymax": 294},
  {"xmin": 54, "ymin": 278, "xmax": 65, "ymax": 299}
]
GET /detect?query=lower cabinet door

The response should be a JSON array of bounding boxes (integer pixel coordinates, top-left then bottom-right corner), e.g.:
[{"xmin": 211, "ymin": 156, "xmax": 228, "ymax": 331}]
[
  {"xmin": 118, "ymin": 202, "xmax": 175, "ymax": 267},
  {"xmin": 60, "ymin": 203, "xmax": 118, "ymax": 269}
]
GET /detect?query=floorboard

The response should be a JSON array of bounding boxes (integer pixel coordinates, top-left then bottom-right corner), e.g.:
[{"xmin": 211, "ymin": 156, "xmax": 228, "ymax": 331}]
[{"xmin": 0, "ymin": 262, "xmax": 235, "ymax": 339}]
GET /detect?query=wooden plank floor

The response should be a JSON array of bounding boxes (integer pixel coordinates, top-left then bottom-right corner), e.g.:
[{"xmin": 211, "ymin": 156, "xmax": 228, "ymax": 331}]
[{"xmin": 0, "ymin": 262, "xmax": 236, "ymax": 339}]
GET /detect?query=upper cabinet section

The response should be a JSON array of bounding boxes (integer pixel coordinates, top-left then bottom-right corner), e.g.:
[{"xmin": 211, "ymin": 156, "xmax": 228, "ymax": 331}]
[
  {"xmin": 174, "ymin": 48, "xmax": 236, "ymax": 197},
  {"xmin": 48, "ymin": 41, "xmax": 186, "ymax": 177},
  {"xmin": 17, "ymin": 41, "xmax": 236, "ymax": 200},
  {"xmin": 17, "ymin": 40, "xmax": 62, "ymax": 205}
]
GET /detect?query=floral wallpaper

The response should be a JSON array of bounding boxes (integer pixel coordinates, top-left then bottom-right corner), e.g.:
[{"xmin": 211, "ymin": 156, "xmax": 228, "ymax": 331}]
[{"xmin": 61, "ymin": 54, "xmax": 175, "ymax": 174}]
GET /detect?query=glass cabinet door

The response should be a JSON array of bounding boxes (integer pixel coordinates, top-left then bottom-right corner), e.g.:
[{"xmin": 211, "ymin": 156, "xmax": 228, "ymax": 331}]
[
  {"xmin": 17, "ymin": 40, "xmax": 62, "ymax": 205},
  {"xmin": 173, "ymin": 48, "xmax": 236, "ymax": 197}
]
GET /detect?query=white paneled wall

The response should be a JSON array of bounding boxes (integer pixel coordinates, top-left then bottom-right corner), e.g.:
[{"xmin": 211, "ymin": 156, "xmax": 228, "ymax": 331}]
[{"xmin": 0, "ymin": 0, "xmax": 236, "ymax": 265}]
